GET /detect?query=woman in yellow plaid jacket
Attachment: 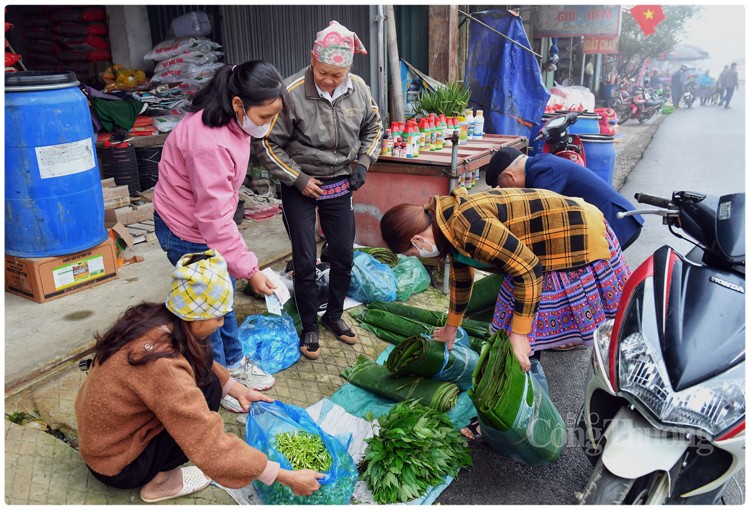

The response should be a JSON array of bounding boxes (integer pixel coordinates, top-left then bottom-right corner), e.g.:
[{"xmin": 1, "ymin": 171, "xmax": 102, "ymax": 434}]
[{"xmin": 380, "ymin": 187, "xmax": 630, "ymax": 373}]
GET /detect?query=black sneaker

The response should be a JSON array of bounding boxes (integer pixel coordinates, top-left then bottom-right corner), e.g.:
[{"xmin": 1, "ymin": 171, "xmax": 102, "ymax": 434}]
[
  {"xmin": 300, "ymin": 331, "xmax": 321, "ymax": 360},
  {"xmin": 321, "ymin": 314, "xmax": 357, "ymax": 345}
]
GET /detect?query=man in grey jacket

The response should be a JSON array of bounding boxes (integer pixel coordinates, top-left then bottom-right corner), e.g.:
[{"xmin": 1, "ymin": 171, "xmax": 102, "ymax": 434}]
[{"xmin": 254, "ymin": 20, "xmax": 382, "ymax": 361}]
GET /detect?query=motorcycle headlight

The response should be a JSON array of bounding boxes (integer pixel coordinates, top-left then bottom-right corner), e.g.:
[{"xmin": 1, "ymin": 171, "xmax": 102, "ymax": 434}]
[{"xmin": 616, "ymin": 279, "xmax": 746, "ymax": 438}]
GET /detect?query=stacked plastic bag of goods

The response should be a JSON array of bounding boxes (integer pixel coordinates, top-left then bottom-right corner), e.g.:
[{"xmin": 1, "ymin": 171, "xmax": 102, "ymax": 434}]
[
  {"xmin": 145, "ymin": 12, "xmax": 223, "ymax": 94},
  {"xmin": 545, "ymin": 85, "xmax": 596, "ymax": 113},
  {"xmin": 16, "ymin": 5, "xmax": 110, "ymax": 75}
]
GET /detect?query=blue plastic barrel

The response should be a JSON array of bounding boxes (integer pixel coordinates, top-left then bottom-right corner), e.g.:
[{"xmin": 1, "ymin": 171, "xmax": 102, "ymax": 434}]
[
  {"xmin": 566, "ymin": 112, "xmax": 601, "ymax": 135},
  {"xmin": 5, "ymin": 71, "xmax": 107, "ymax": 257},
  {"xmin": 579, "ymin": 134, "xmax": 616, "ymax": 187}
]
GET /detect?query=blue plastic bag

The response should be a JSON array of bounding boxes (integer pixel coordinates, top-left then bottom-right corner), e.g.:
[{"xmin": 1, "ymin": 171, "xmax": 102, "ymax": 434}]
[
  {"xmin": 348, "ymin": 251, "xmax": 397, "ymax": 303},
  {"xmin": 246, "ymin": 401, "xmax": 358, "ymax": 505},
  {"xmin": 237, "ymin": 313, "xmax": 300, "ymax": 374}
]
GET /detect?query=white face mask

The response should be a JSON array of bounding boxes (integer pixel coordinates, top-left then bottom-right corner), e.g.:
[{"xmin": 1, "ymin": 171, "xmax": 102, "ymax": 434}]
[
  {"xmin": 240, "ymin": 115, "xmax": 271, "ymax": 138},
  {"xmin": 412, "ymin": 237, "xmax": 440, "ymax": 258}
]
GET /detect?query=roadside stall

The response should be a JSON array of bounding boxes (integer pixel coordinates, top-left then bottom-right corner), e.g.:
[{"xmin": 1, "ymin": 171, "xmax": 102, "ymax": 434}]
[{"xmin": 354, "ymin": 133, "xmax": 528, "ymax": 248}]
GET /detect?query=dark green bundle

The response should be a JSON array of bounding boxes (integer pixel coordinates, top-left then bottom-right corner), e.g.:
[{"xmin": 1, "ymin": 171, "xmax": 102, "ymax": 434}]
[
  {"xmin": 360, "ymin": 401, "xmax": 473, "ymax": 504},
  {"xmin": 466, "ymin": 273, "xmax": 505, "ymax": 315},
  {"xmin": 367, "ymin": 301, "xmax": 491, "ymax": 341},
  {"xmin": 385, "ymin": 336, "xmax": 478, "ymax": 390},
  {"xmin": 356, "ymin": 247, "xmax": 398, "ymax": 267},
  {"xmin": 340, "ymin": 356, "xmax": 459, "ymax": 412},
  {"xmin": 350, "ymin": 308, "xmax": 434, "ymax": 344},
  {"xmin": 468, "ymin": 330, "xmax": 565, "ymax": 467}
]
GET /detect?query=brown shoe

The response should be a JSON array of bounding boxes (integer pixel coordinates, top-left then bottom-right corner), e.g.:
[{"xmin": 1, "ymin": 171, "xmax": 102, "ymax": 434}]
[
  {"xmin": 300, "ymin": 331, "xmax": 321, "ymax": 360},
  {"xmin": 321, "ymin": 314, "xmax": 357, "ymax": 345}
]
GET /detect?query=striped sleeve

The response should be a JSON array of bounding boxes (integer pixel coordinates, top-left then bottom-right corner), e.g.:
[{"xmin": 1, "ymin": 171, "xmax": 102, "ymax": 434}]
[
  {"xmin": 252, "ymin": 77, "xmax": 309, "ymax": 190},
  {"xmin": 355, "ymin": 80, "xmax": 382, "ymax": 169}
]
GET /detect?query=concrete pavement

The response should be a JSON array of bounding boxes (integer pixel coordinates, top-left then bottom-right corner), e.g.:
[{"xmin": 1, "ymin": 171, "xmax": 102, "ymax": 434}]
[{"xmin": 5, "ymin": 108, "xmax": 710, "ymax": 505}]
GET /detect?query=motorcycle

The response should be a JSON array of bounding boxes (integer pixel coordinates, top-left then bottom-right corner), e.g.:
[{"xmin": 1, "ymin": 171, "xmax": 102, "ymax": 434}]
[
  {"xmin": 533, "ymin": 112, "xmax": 587, "ymax": 166},
  {"xmin": 681, "ymin": 81, "xmax": 697, "ymax": 109},
  {"xmin": 619, "ymin": 87, "xmax": 663, "ymax": 125},
  {"xmin": 578, "ymin": 190, "xmax": 745, "ymax": 505},
  {"xmin": 609, "ymin": 80, "xmax": 635, "ymax": 119}
]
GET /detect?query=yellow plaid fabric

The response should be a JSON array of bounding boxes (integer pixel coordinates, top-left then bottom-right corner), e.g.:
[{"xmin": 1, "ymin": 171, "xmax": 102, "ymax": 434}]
[
  {"xmin": 435, "ymin": 188, "xmax": 610, "ymax": 334},
  {"xmin": 166, "ymin": 250, "xmax": 234, "ymax": 321}
]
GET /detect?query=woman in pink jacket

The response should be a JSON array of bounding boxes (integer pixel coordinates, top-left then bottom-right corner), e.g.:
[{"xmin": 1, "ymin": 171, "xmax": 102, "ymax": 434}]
[{"xmin": 153, "ymin": 61, "xmax": 283, "ymax": 412}]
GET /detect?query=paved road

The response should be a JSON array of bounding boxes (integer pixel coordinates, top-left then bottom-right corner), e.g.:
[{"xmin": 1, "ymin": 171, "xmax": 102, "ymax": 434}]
[{"xmin": 438, "ymin": 90, "xmax": 745, "ymax": 505}]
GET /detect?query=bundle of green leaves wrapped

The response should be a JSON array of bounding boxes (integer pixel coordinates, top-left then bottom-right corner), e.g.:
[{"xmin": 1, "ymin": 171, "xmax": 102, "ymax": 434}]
[
  {"xmin": 365, "ymin": 301, "xmax": 490, "ymax": 351},
  {"xmin": 355, "ymin": 247, "xmax": 398, "ymax": 267},
  {"xmin": 385, "ymin": 335, "xmax": 478, "ymax": 390},
  {"xmin": 361, "ymin": 400, "xmax": 473, "ymax": 504},
  {"xmin": 340, "ymin": 355, "xmax": 459, "ymax": 412},
  {"xmin": 349, "ymin": 307, "xmax": 434, "ymax": 345},
  {"xmin": 468, "ymin": 330, "xmax": 565, "ymax": 466}
]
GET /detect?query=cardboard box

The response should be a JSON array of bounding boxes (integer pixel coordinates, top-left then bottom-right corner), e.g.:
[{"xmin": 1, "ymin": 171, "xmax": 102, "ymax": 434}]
[
  {"xmin": 104, "ymin": 201, "xmax": 154, "ymax": 227},
  {"xmin": 101, "ymin": 178, "xmax": 131, "ymax": 210},
  {"xmin": 5, "ymin": 238, "xmax": 119, "ymax": 303}
]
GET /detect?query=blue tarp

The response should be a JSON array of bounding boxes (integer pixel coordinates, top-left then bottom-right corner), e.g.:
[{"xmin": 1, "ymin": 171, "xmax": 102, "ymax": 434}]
[{"xmin": 465, "ymin": 10, "xmax": 549, "ymax": 140}]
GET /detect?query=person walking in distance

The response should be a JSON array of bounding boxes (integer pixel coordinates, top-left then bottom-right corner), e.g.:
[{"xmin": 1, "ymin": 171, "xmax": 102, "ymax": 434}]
[{"xmin": 722, "ymin": 63, "xmax": 739, "ymax": 109}]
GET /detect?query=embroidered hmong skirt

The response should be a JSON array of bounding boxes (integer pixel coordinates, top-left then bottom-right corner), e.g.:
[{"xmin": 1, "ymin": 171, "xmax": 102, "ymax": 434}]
[{"xmin": 491, "ymin": 223, "xmax": 631, "ymax": 352}]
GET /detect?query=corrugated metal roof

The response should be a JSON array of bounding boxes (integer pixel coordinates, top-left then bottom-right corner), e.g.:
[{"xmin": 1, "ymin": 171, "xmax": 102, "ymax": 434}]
[{"xmin": 220, "ymin": 5, "xmax": 372, "ymax": 81}]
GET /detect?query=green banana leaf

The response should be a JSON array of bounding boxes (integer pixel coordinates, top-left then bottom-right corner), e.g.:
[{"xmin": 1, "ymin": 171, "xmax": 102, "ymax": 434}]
[
  {"xmin": 357, "ymin": 322, "xmax": 408, "ymax": 345},
  {"xmin": 341, "ymin": 356, "xmax": 459, "ymax": 412},
  {"xmin": 466, "ymin": 273, "xmax": 505, "ymax": 315},
  {"xmin": 385, "ymin": 336, "xmax": 478, "ymax": 390},
  {"xmin": 467, "ymin": 330, "xmax": 565, "ymax": 466},
  {"xmin": 367, "ymin": 301, "xmax": 491, "ymax": 339},
  {"xmin": 353, "ymin": 308, "xmax": 435, "ymax": 338}
]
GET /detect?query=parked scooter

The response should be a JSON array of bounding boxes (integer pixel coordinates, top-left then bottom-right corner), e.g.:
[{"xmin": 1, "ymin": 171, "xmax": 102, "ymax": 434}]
[
  {"xmin": 533, "ymin": 112, "xmax": 586, "ymax": 166},
  {"xmin": 619, "ymin": 87, "xmax": 663, "ymax": 125},
  {"xmin": 577, "ymin": 190, "xmax": 745, "ymax": 504}
]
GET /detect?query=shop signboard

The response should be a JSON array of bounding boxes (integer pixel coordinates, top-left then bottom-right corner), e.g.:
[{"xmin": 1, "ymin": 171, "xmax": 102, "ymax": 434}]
[
  {"xmin": 534, "ymin": 5, "xmax": 622, "ymax": 38},
  {"xmin": 584, "ymin": 36, "xmax": 619, "ymax": 54}
]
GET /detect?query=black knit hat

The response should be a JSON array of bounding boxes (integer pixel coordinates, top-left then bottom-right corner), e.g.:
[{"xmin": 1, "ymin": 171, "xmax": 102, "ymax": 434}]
[{"xmin": 485, "ymin": 147, "xmax": 523, "ymax": 187}]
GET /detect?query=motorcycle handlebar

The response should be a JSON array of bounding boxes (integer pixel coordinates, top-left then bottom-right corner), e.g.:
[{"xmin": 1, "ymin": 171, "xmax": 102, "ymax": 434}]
[{"xmin": 634, "ymin": 193, "xmax": 672, "ymax": 209}]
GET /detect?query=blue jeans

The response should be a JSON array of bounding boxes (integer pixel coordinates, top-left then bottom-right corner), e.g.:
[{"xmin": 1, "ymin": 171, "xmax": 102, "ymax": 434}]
[{"xmin": 153, "ymin": 211, "xmax": 244, "ymax": 367}]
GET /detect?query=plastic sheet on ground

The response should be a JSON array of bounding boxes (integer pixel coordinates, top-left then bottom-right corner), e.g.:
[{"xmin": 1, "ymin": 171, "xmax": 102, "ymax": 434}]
[{"xmin": 218, "ymin": 396, "xmax": 458, "ymax": 505}]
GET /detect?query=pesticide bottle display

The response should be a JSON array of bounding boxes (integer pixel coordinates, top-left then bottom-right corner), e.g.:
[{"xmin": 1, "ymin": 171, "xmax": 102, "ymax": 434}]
[
  {"xmin": 473, "ymin": 110, "xmax": 485, "ymax": 140},
  {"xmin": 465, "ymin": 108, "xmax": 475, "ymax": 141},
  {"xmin": 382, "ymin": 129, "xmax": 393, "ymax": 156}
]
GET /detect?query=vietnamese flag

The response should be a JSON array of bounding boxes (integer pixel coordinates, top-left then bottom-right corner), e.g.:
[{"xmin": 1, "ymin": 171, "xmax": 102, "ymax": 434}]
[{"xmin": 630, "ymin": 5, "xmax": 666, "ymax": 36}]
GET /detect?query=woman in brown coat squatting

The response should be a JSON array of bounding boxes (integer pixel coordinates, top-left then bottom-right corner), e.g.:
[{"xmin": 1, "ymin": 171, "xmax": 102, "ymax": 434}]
[{"xmin": 75, "ymin": 250, "xmax": 324, "ymax": 502}]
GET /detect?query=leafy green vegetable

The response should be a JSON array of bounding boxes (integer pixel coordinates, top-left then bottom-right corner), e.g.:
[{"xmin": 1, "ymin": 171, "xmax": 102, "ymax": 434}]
[
  {"xmin": 412, "ymin": 81, "xmax": 472, "ymax": 117},
  {"xmin": 272, "ymin": 431, "xmax": 333, "ymax": 472},
  {"xmin": 360, "ymin": 400, "xmax": 473, "ymax": 504}
]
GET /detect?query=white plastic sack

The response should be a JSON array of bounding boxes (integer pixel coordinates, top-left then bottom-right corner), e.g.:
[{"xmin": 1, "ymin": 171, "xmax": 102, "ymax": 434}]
[
  {"xmin": 151, "ymin": 114, "xmax": 184, "ymax": 133},
  {"xmin": 150, "ymin": 61, "xmax": 224, "ymax": 83},
  {"xmin": 153, "ymin": 50, "xmax": 223, "ymax": 73},
  {"xmin": 547, "ymin": 85, "xmax": 595, "ymax": 112},
  {"xmin": 144, "ymin": 36, "xmax": 221, "ymax": 61}
]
